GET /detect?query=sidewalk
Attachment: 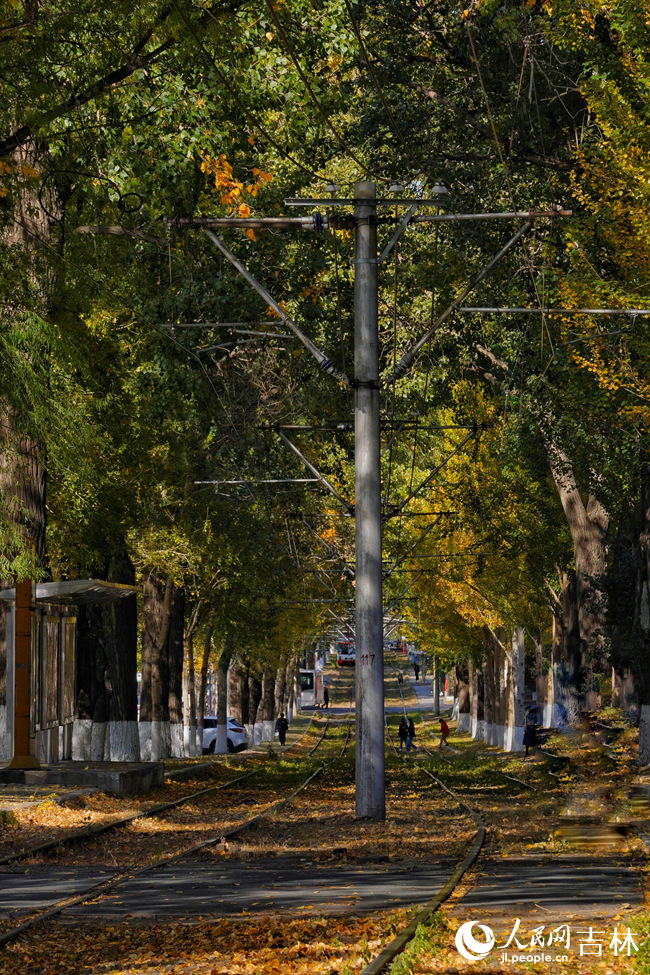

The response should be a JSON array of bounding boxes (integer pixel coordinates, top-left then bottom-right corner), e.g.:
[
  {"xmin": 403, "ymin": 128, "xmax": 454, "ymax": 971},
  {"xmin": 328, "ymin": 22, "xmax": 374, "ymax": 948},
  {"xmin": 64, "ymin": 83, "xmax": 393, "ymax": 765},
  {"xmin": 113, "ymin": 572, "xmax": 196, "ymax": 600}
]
[{"xmin": 410, "ymin": 679, "xmax": 453, "ymax": 713}]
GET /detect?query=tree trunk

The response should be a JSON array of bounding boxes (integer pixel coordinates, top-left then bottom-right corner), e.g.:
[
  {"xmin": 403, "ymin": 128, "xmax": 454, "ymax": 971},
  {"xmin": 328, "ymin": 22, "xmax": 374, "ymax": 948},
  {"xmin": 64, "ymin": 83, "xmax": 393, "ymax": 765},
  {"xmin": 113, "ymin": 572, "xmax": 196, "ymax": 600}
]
[
  {"xmin": 482, "ymin": 635, "xmax": 495, "ymax": 743},
  {"xmin": 260, "ymin": 666, "xmax": 276, "ymax": 742},
  {"xmin": 551, "ymin": 566, "xmax": 582, "ymax": 726},
  {"xmin": 184, "ymin": 628, "xmax": 196, "ymax": 757},
  {"xmin": 433, "ymin": 655, "xmax": 440, "ymax": 716},
  {"xmin": 215, "ymin": 640, "xmax": 233, "ymax": 754},
  {"xmin": 548, "ymin": 446, "xmax": 609, "ymax": 664},
  {"xmin": 248, "ymin": 671, "xmax": 262, "ymax": 744},
  {"xmin": 534, "ymin": 629, "xmax": 545, "ymax": 719},
  {"xmin": 197, "ymin": 618, "xmax": 213, "ymax": 754},
  {"xmin": 454, "ymin": 663, "xmax": 470, "ymax": 732},
  {"xmin": 631, "ymin": 463, "xmax": 650, "ymax": 763},
  {"xmin": 504, "ymin": 627, "xmax": 525, "ymax": 752},
  {"xmin": 168, "ymin": 586, "xmax": 185, "ymax": 757},
  {"xmin": 140, "ymin": 574, "xmax": 174, "ymax": 761},
  {"xmin": 468, "ymin": 657, "xmax": 485, "ymax": 741},
  {"xmin": 230, "ymin": 660, "xmax": 249, "ymax": 729},
  {"xmin": 274, "ymin": 664, "xmax": 287, "ymax": 724},
  {"xmin": 102, "ymin": 544, "xmax": 139, "ymax": 760}
]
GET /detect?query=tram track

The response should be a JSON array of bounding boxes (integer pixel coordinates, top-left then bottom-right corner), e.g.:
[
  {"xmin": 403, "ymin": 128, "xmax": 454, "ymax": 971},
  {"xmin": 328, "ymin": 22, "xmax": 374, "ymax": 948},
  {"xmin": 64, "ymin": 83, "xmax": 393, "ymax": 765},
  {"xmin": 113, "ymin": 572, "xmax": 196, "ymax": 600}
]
[
  {"xmin": 0, "ymin": 708, "xmax": 338, "ymax": 869},
  {"xmin": 0, "ymin": 709, "xmax": 354, "ymax": 948},
  {"xmin": 372, "ymin": 696, "xmax": 486, "ymax": 975}
]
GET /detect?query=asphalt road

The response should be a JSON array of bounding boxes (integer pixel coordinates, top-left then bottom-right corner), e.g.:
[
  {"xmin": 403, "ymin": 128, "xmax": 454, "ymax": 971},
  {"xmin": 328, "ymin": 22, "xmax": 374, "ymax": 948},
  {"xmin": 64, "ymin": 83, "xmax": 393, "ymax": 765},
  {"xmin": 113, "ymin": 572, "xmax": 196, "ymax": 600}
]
[{"xmin": 1, "ymin": 852, "xmax": 642, "ymax": 922}]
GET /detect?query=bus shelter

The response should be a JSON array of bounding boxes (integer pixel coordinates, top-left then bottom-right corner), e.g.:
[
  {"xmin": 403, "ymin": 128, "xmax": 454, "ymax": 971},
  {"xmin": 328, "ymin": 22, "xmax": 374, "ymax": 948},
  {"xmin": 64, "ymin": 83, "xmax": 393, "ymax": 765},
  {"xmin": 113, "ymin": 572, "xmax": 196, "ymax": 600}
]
[{"xmin": 0, "ymin": 580, "xmax": 136, "ymax": 765}]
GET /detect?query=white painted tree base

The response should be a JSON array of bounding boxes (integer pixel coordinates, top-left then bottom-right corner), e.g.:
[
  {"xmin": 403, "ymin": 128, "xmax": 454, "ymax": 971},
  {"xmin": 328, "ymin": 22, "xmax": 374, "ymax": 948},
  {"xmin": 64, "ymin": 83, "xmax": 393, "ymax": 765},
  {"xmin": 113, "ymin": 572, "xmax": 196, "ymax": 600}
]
[
  {"xmin": 503, "ymin": 725, "xmax": 524, "ymax": 752},
  {"xmin": 139, "ymin": 721, "xmax": 171, "ymax": 761},
  {"xmin": 214, "ymin": 726, "xmax": 228, "ymax": 754},
  {"xmin": 0, "ymin": 705, "xmax": 10, "ymax": 760},
  {"xmin": 170, "ymin": 722, "xmax": 185, "ymax": 758},
  {"xmin": 89, "ymin": 722, "xmax": 109, "ymax": 760},
  {"xmin": 457, "ymin": 712, "xmax": 471, "ymax": 732},
  {"xmin": 109, "ymin": 721, "xmax": 141, "ymax": 761},
  {"xmin": 471, "ymin": 717, "xmax": 486, "ymax": 740},
  {"xmin": 253, "ymin": 724, "xmax": 262, "ymax": 744},
  {"xmin": 261, "ymin": 719, "xmax": 274, "ymax": 742}
]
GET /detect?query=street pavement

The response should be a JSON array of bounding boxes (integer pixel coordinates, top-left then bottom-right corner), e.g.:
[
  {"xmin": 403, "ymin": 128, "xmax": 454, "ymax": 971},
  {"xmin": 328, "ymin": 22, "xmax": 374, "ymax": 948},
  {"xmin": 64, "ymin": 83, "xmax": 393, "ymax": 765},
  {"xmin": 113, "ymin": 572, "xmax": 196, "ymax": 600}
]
[
  {"xmin": 1, "ymin": 852, "xmax": 642, "ymax": 923},
  {"xmin": 0, "ymin": 857, "xmax": 458, "ymax": 920}
]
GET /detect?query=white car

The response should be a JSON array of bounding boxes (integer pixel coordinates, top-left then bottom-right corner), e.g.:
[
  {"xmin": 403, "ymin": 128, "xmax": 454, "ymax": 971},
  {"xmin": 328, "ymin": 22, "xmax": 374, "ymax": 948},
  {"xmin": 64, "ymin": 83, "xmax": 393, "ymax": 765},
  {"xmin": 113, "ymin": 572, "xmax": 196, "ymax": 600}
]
[{"xmin": 202, "ymin": 716, "xmax": 248, "ymax": 753}]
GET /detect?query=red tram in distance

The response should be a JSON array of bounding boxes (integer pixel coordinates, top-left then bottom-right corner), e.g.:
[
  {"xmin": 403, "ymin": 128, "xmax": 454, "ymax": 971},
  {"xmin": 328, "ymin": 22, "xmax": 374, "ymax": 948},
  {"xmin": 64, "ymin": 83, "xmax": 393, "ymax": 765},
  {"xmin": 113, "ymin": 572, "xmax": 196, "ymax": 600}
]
[{"xmin": 337, "ymin": 640, "xmax": 356, "ymax": 666}]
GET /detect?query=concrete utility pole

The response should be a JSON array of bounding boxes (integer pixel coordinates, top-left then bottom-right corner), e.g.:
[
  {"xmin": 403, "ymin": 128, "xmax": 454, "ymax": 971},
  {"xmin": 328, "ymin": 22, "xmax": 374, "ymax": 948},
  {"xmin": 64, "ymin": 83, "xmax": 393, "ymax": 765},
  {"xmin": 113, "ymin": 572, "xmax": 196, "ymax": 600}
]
[
  {"xmin": 164, "ymin": 189, "xmax": 570, "ymax": 822},
  {"xmin": 353, "ymin": 182, "xmax": 384, "ymax": 819}
]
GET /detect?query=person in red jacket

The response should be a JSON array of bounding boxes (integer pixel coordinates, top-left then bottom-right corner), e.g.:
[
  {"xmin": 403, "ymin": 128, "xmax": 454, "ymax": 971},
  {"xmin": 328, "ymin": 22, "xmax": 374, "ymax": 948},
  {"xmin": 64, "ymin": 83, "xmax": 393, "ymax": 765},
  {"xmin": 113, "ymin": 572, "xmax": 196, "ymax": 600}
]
[{"xmin": 438, "ymin": 717, "xmax": 450, "ymax": 749}]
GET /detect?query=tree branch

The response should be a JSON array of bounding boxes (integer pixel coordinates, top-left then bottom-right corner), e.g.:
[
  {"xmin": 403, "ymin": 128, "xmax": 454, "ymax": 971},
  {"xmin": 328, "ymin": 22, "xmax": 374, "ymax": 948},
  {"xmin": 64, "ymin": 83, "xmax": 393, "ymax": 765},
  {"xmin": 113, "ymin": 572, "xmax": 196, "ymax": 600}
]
[{"xmin": 0, "ymin": 10, "xmax": 176, "ymax": 158}]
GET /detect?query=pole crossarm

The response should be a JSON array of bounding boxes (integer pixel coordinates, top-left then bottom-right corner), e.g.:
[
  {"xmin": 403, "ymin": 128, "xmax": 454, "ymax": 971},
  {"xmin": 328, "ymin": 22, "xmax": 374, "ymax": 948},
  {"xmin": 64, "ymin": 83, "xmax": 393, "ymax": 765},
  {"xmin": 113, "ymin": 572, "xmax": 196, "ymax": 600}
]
[
  {"xmin": 194, "ymin": 478, "xmax": 318, "ymax": 485},
  {"xmin": 277, "ymin": 430, "xmax": 355, "ymax": 515},
  {"xmin": 166, "ymin": 215, "xmax": 329, "ymax": 230},
  {"xmin": 386, "ymin": 221, "xmax": 533, "ymax": 382},
  {"xmin": 457, "ymin": 306, "xmax": 649, "ymax": 315},
  {"xmin": 388, "ymin": 429, "xmax": 477, "ymax": 517},
  {"xmin": 411, "ymin": 209, "xmax": 571, "ymax": 223},
  {"xmin": 202, "ymin": 228, "xmax": 350, "ymax": 386}
]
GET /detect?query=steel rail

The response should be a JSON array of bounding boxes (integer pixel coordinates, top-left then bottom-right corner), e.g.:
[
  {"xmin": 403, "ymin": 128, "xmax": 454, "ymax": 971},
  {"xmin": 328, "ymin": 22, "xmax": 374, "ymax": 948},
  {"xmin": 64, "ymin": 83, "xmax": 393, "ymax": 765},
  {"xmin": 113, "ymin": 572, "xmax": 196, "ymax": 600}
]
[
  {"xmin": 368, "ymin": 703, "xmax": 486, "ymax": 975},
  {"xmin": 0, "ymin": 750, "xmax": 343, "ymax": 948},
  {"xmin": 0, "ymin": 769, "xmax": 259, "ymax": 868},
  {"xmin": 0, "ymin": 710, "xmax": 324, "ymax": 867}
]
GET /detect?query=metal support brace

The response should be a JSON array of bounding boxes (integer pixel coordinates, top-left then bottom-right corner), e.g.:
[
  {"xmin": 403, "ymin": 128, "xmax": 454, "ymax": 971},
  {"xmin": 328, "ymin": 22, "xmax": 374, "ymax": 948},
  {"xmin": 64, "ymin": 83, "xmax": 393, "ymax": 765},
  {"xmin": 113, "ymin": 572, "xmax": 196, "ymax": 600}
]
[
  {"xmin": 277, "ymin": 430, "xmax": 354, "ymax": 514},
  {"xmin": 387, "ymin": 221, "xmax": 533, "ymax": 382},
  {"xmin": 384, "ymin": 571, "xmax": 423, "ymax": 615},
  {"xmin": 390, "ymin": 429, "xmax": 477, "ymax": 517},
  {"xmin": 378, "ymin": 204, "xmax": 419, "ymax": 264},
  {"xmin": 300, "ymin": 518, "xmax": 355, "ymax": 577},
  {"xmin": 385, "ymin": 515, "xmax": 443, "ymax": 574},
  {"xmin": 203, "ymin": 228, "xmax": 350, "ymax": 386}
]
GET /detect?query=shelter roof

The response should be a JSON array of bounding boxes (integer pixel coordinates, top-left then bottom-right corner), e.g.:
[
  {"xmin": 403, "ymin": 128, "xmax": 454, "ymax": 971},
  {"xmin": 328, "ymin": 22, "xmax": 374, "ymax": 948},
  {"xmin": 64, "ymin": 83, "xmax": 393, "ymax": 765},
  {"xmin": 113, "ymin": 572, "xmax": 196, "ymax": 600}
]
[{"xmin": 0, "ymin": 579, "xmax": 137, "ymax": 606}]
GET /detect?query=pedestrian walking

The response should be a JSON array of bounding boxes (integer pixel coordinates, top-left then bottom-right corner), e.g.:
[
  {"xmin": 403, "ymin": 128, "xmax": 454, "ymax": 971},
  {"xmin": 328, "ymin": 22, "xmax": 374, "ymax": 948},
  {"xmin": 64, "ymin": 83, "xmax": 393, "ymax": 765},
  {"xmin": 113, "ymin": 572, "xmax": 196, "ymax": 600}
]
[
  {"xmin": 398, "ymin": 716, "xmax": 408, "ymax": 750},
  {"xmin": 406, "ymin": 717, "xmax": 417, "ymax": 752},
  {"xmin": 438, "ymin": 717, "xmax": 450, "ymax": 749},
  {"xmin": 523, "ymin": 722, "xmax": 537, "ymax": 758},
  {"xmin": 413, "ymin": 661, "xmax": 420, "ymax": 681},
  {"xmin": 323, "ymin": 687, "xmax": 329, "ymax": 709},
  {"xmin": 275, "ymin": 713, "xmax": 288, "ymax": 746},
  {"xmin": 397, "ymin": 671, "xmax": 404, "ymax": 686}
]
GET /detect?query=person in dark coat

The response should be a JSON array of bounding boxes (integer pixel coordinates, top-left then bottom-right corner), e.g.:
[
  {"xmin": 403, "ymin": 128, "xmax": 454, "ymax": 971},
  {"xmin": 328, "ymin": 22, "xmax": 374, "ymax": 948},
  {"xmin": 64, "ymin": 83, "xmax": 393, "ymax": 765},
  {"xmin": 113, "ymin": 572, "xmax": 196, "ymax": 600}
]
[
  {"xmin": 413, "ymin": 661, "xmax": 420, "ymax": 681},
  {"xmin": 323, "ymin": 687, "xmax": 329, "ymax": 709},
  {"xmin": 406, "ymin": 717, "xmax": 417, "ymax": 752},
  {"xmin": 398, "ymin": 716, "xmax": 408, "ymax": 750},
  {"xmin": 523, "ymin": 722, "xmax": 537, "ymax": 757},
  {"xmin": 275, "ymin": 713, "xmax": 288, "ymax": 746}
]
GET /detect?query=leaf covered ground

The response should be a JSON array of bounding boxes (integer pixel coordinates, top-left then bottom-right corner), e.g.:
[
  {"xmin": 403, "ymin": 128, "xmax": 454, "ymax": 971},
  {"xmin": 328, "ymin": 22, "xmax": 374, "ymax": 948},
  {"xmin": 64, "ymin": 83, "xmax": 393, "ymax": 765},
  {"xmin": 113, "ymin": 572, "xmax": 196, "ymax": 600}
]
[{"xmin": 2, "ymin": 690, "xmax": 649, "ymax": 974}]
